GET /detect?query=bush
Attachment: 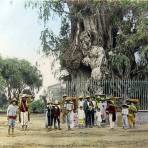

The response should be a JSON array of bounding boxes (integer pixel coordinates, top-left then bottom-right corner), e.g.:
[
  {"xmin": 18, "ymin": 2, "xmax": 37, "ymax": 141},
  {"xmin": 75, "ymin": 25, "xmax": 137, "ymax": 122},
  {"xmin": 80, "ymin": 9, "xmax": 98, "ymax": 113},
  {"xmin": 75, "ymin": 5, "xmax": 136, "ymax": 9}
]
[{"xmin": 30, "ymin": 99, "xmax": 45, "ymax": 113}]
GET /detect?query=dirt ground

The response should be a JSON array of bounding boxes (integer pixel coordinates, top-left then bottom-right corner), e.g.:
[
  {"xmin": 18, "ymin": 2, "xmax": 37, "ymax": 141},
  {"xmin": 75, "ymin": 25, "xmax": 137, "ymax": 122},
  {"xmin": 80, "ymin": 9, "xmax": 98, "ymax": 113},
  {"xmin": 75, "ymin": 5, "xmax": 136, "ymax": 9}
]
[{"xmin": 0, "ymin": 114, "xmax": 148, "ymax": 148}]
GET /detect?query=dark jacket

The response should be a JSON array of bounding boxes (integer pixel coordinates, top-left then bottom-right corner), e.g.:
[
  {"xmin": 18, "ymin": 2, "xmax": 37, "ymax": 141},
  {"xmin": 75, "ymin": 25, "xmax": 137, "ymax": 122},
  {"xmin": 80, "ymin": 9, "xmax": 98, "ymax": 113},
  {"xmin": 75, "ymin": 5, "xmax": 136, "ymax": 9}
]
[
  {"xmin": 53, "ymin": 106, "xmax": 60, "ymax": 118},
  {"xmin": 47, "ymin": 106, "xmax": 54, "ymax": 117},
  {"xmin": 106, "ymin": 105, "xmax": 116, "ymax": 122}
]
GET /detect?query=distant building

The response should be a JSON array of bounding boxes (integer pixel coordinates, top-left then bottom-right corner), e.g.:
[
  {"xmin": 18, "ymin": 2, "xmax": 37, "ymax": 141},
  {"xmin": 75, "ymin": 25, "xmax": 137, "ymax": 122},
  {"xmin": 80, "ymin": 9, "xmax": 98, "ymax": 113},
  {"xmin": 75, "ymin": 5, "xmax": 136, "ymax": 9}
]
[{"xmin": 47, "ymin": 83, "xmax": 63, "ymax": 101}]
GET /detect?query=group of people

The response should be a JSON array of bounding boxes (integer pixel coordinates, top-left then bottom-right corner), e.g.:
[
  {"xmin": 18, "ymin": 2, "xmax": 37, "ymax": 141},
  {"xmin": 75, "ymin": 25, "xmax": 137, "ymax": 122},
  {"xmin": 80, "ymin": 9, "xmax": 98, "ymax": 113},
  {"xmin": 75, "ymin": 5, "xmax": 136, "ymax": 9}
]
[
  {"xmin": 7, "ymin": 94, "xmax": 30, "ymax": 135},
  {"xmin": 6, "ymin": 93, "xmax": 138, "ymax": 135},
  {"xmin": 46, "ymin": 95, "xmax": 138, "ymax": 131}
]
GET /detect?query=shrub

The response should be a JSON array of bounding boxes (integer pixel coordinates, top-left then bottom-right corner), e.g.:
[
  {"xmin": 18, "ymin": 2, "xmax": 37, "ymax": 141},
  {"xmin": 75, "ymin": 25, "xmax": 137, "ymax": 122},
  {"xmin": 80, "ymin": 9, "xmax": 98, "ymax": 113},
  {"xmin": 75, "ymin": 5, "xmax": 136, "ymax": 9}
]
[{"xmin": 30, "ymin": 99, "xmax": 45, "ymax": 113}]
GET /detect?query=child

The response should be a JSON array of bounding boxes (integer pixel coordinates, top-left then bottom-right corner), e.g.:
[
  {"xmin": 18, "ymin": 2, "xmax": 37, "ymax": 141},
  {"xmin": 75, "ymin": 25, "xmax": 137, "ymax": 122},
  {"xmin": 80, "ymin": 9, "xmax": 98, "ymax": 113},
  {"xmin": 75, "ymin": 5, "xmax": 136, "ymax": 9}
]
[
  {"xmin": 122, "ymin": 104, "xmax": 129, "ymax": 129},
  {"xmin": 78, "ymin": 106, "xmax": 85, "ymax": 128},
  {"xmin": 7, "ymin": 98, "xmax": 18, "ymax": 135},
  {"xmin": 64, "ymin": 97, "xmax": 74, "ymax": 130},
  {"xmin": 96, "ymin": 108, "xmax": 102, "ymax": 127},
  {"xmin": 101, "ymin": 105, "xmax": 107, "ymax": 123}
]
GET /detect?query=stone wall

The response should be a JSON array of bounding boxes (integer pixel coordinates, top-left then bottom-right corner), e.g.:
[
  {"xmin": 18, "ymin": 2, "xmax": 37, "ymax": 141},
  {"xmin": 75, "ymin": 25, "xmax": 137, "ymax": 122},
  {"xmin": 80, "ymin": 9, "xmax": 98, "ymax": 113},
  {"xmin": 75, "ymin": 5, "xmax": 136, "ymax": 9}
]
[{"xmin": 137, "ymin": 111, "xmax": 148, "ymax": 124}]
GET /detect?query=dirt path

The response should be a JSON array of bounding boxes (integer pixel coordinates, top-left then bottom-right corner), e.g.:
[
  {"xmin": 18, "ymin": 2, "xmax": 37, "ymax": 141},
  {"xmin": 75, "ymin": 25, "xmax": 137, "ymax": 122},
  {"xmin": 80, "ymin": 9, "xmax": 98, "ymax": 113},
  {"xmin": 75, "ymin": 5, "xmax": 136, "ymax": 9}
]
[{"xmin": 0, "ymin": 114, "xmax": 148, "ymax": 148}]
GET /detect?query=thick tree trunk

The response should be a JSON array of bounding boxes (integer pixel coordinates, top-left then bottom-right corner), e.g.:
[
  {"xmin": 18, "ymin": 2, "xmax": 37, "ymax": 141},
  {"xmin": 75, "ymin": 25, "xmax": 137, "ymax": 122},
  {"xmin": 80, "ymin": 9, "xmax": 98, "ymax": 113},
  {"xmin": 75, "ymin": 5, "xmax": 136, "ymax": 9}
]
[{"xmin": 63, "ymin": 1, "xmax": 125, "ymax": 95}]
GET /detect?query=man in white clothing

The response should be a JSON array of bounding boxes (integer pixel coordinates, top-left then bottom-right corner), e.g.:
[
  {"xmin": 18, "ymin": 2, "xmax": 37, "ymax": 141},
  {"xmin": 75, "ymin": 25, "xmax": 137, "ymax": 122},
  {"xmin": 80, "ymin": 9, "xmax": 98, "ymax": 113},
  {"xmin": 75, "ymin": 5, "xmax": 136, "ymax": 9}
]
[{"xmin": 122, "ymin": 104, "xmax": 129, "ymax": 129}]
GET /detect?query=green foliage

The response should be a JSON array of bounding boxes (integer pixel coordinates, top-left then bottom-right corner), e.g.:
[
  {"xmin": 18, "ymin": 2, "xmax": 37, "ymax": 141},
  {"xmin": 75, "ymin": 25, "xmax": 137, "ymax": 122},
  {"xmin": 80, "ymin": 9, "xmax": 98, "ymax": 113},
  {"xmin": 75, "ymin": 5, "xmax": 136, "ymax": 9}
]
[
  {"xmin": 0, "ymin": 57, "xmax": 42, "ymax": 99},
  {"xmin": 0, "ymin": 93, "xmax": 7, "ymax": 106},
  {"xmin": 28, "ymin": 0, "xmax": 148, "ymax": 79},
  {"xmin": 30, "ymin": 99, "xmax": 45, "ymax": 113},
  {"xmin": 0, "ymin": 74, "xmax": 6, "ymax": 92},
  {"xmin": 110, "ymin": 54, "xmax": 131, "ymax": 78}
]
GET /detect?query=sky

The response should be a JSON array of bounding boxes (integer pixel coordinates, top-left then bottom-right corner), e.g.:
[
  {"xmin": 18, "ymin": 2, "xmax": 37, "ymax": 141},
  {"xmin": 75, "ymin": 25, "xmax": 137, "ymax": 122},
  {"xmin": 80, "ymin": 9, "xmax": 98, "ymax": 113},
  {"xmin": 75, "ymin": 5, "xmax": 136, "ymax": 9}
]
[{"xmin": 0, "ymin": 0, "xmax": 61, "ymax": 87}]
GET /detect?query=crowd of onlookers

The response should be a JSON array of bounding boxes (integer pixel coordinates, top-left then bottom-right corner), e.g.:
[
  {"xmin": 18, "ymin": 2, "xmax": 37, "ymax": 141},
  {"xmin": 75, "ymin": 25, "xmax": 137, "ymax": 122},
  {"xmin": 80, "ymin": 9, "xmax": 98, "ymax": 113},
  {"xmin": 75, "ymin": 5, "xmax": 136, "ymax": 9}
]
[{"xmin": 46, "ymin": 95, "xmax": 138, "ymax": 130}]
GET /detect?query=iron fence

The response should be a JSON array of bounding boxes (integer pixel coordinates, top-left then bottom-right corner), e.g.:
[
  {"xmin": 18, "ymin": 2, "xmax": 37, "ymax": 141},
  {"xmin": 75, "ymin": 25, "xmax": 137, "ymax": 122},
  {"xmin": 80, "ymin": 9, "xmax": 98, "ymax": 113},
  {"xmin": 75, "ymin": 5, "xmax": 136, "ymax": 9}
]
[{"xmin": 62, "ymin": 80, "xmax": 148, "ymax": 110}]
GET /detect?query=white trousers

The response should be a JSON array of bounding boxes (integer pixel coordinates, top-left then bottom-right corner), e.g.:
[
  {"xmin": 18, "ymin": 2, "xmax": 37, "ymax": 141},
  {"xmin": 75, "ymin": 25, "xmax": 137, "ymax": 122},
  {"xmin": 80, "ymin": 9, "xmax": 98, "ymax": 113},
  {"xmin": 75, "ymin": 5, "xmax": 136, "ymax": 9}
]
[
  {"xmin": 109, "ymin": 113, "xmax": 115, "ymax": 129},
  {"xmin": 21, "ymin": 112, "xmax": 29, "ymax": 126},
  {"xmin": 122, "ymin": 115, "xmax": 128, "ymax": 128}
]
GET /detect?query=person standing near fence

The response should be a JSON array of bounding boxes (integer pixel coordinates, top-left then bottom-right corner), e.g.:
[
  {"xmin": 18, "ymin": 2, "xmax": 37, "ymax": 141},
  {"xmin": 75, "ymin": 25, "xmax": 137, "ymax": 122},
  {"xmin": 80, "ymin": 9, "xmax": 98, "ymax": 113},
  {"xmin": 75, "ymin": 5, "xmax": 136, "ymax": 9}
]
[
  {"xmin": 106, "ymin": 101, "xmax": 116, "ymax": 129},
  {"xmin": 101, "ymin": 105, "xmax": 107, "ymax": 123},
  {"xmin": 53, "ymin": 100, "xmax": 61, "ymax": 130},
  {"xmin": 7, "ymin": 98, "xmax": 18, "ymax": 135},
  {"xmin": 64, "ymin": 97, "xmax": 74, "ymax": 130},
  {"xmin": 78, "ymin": 96, "xmax": 84, "ymax": 109},
  {"xmin": 92, "ymin": 96, "xmax": 96, "ymax": 126},
  {"xmin": 96, "ymin": 108, "xmax": 102, "ymax": 128},
  {"xmin": 46, "ymin": 100, "xmax": 54, "ymax": 130},
  {"xmin": 83, "ymin": 96, "xmax": 90, "ymax": 128},
  {"xmin": 88, "ymin": 97, "xmax": 94, "ymax": 128},
  {"xmin": 122, "ymin": 104, "xmax": 129, "ymax": 129},
  {"xmin": 128, "ymin": 103, "xmax": 137, "ymax": 128}
]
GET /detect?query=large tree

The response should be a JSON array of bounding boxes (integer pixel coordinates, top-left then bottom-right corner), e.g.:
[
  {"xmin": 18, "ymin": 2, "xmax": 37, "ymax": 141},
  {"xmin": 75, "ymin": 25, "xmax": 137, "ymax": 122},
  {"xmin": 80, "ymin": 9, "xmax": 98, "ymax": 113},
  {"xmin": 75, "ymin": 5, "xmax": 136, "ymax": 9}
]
[
  {"xmin": 0, "ymin": 58, "xmax": 42, "ymax": 100},
  {"xmin": 27, "ymin": 0, "xmax": 148, "ymax": 79},
  {"xmin": 26, "ymin": 0, "xmax": 148, "ymax": 95}
]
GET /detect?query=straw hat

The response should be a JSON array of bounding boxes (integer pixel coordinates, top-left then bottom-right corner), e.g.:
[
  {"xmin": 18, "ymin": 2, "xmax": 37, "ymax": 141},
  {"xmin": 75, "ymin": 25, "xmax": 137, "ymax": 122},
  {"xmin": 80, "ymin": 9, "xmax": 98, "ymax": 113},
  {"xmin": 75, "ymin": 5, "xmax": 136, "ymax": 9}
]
[
  {"xmin": 65, "ymin": 97, "xmax": 71, "ymax": 101},
  {"xmin": 47, "ymin": 100, "xmax": 52, "ymax": 104},
  {"xmin": 78, "ymin": 96, "xmax": 83, "ymax": 99},
  {"xmin": 86, "ymin": 96, "xmax": 90, "ymax": 99},
  {"xmin": 63, "ymin": 94, "xmax": 67, "ymax": 97},
  {"xmin": 108, "ymin": 100, "xmax": 114, "ymax": 105},
  {"xmin": 11, "ymin": 98, "xmax": 17, "ymax": 103},
  {"xmin": 22, "ymin": 94, "xmax": 27, "ymax": 98},
  {"xmin": 54, "ymin": 100, "xmax": 59, "ymax": 105}
]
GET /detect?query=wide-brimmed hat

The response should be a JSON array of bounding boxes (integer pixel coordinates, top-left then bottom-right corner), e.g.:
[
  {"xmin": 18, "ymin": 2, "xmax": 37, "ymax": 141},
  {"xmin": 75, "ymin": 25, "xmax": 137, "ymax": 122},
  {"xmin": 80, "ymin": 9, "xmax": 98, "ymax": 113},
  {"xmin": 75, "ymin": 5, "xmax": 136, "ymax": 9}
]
[
  {"xmin": 86, "ymin": 96, "xmax": 90, "ymax": 99},
  {"xmin": 54, "ymin": 100, "xmax": 59, "ymax": 105},
  {"xmin": 108, "ymin": 100, "xmax": 114, "ymax": 105},
  {"xmin": 78, "ymin": 96, "xmax": 83, "ymax": 99},
  {"xmin": 63, "ymin": 94, "xmax": 67, "ymax": 97},
  {"xmin": 11, "ymin": 98, "xmax": 17, "ymax": 103},
  {"xmin": 47, "ymin": 100, "xmax": 52, "ymax": 104},
  {"xmin": 65, "ymin": 97, "xmax": 71, "ymax": 101},
  {"xmin": 22, "ymin": 94, "xmax": 27, "ymax": 98},
  {"xmin": 126, "ymin": 99, "xmax": 139, "ymax": 103}
]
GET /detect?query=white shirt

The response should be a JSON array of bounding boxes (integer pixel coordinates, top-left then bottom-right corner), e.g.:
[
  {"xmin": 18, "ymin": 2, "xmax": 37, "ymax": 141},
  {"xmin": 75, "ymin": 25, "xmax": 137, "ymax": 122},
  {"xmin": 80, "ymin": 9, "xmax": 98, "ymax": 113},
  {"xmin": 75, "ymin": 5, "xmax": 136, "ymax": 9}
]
[
  {"xmin": 64, "ymin": 102, "xmax": 73, "ymax": 111},
  {"xmin": 7, "ymin": 104, "xmax": 18, "ymax": 117},
  {"xmin": 78, "ymin": 100, "xmax": 84, "ymax": 108},
  {"xmin": 96, "ymin": 111, "xmax": 102, "ymax": 122},
  {"xmin": 92, "ymin": 100, "xmax": 96, "ymax": 108},
  {"xmin": 122, "ymin": 108, "xmax": 129, "ymax": 115},
  {"xmin": 102, "ymin": 101, "xmax": 107, "ymax": 109},
  {"xmin": 78, "ymin": 109, "xmax": 85, "ymax": 119}
]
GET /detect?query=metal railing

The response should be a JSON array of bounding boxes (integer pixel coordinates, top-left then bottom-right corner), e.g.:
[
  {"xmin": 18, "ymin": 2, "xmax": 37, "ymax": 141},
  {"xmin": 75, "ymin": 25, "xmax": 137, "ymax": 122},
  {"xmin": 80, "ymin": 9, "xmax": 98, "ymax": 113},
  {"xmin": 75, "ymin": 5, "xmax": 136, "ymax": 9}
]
[{"xmin": 62, "ymin": 79, "xmax": 148, "ymax": 110}]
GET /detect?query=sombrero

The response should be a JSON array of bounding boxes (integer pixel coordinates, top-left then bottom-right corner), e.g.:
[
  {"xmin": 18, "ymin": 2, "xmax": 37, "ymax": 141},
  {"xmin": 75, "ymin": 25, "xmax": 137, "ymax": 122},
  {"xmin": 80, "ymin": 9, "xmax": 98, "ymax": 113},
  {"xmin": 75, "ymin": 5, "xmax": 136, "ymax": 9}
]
[
  {"xmin": 63, "ymin": 94, "xmax": 67, "ymax": 97},
  {"xmin": 86, "ymin": 96, "xmax": 90, "ymax": 99},
  {"xmin": 11, "ymin": 98, "xmax": 17, "ymax": 103},
  {"xmin": 78, "ymin": 96, "xmax": 83, "ymax": 99},
  {"xmin": 22, "ymin": 94, "xmax": 27, "ymax": 98}
]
